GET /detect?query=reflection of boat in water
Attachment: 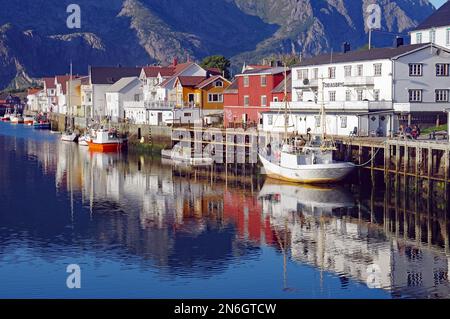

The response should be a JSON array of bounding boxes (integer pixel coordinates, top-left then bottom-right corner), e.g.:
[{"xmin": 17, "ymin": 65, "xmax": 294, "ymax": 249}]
[
  {"xmin": 259, "ymin": 179, "xmax": 355, "ymax": 217},
  {"xmin": 161, "ymin": 143, "xmax": 213, "ymax": 166},
  {"xmin": 78, "ymin": 134, "xmax": 90, "ymax": 147}
]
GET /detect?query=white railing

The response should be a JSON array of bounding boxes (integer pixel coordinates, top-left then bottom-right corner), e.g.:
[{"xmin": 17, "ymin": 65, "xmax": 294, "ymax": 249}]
[
  {"xmin": 344, "ymin": 76, "xmax": 375, "ymax": 86},
  {"xmin": 270, "ymin": 100, "xmax": 392, "ymax": 111}
]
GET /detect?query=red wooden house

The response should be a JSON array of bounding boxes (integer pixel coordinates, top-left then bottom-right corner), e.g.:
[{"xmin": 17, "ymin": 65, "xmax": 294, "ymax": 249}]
[{"xmin": 223, "ymin": 66, "xmax": 291, "ymax": 128}]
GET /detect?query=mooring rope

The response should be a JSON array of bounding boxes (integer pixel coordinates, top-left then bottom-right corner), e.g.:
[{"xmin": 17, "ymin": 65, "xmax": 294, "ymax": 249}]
[{"xmin": 352, "ymin": 140, "xmax": 388, "ymax": 167}]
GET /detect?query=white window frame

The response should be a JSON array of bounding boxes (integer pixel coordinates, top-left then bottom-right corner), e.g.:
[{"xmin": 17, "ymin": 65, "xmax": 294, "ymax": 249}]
[
  {"xmin": 409, "ymin": 89, "xmax": 423, "ymax": 102},
  {"xmin": 435, "ymin": 89, "xmax": 449, "ymax": 102},
  {"xmin": 447, "ymin": 28, "xmax": 450, "ymax": 46},
  {"xmin": 297, "ymin": 69, "xmax": 308, "ymax": 80},
  {"xmin": 436, "ymin": 64, "xmax": 449, "ymax": 77},
  {"xmin": 345, "ymin": 90, "xmax": 352, "ymax": 101},
  {"xmin": 261, "ymin": 95, "xmax": 267, "ymax": 107},
  {"xmin": 357, "ymin": 64, "xmax": 363, "ymax": 76},
  {"xmin": 374, "ymin": 63, "xmax": 382, "ymax": 77},
  {"xmin": 374, "ymin": 89, "xmax": 380, "ymax": 101},
  {"xmin": 260, "ymin": 75, "xmax": 267, "ymax": 87},
  {"xmin": 243, "ymin": 95, "xmax": 249, "ymax": 107},
  {"xmin": 409, "ymin": 64, "xmax": 423, "ymax": 77},
  {"xmin": 243, "ymin": 76, "xmax": 249, "ymax": 88},
  {"xmin": 430, "ymin": 29, "xmax": 436, "ymax": 43},
  {"xmin": 344, "ymin": 66, "xmax": 352, "ymax": 77},
  {"xmin": 357, "ymin": 89, "xmax": 364, "ymax": 101},
  {"xmin": 340, "ymin": 116, "xmax": 348, "ymax": 129},
  {"xmin": 329, "ymin": 91, "xmax": 336, "ymax": 102},
  {"xmin": 328, "ymin": 67, "xmax": 336, "ymax": 79},
  {"xmin": 416, "ymin": 32, "xmax": 422, "ymax": 44}
]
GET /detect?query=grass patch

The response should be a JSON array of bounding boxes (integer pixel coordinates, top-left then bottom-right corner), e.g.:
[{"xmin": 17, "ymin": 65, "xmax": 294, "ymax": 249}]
[
  {"xmin": 128, "ymin": 141, "xmax": 169, "ymax": 155},
  {"xmin": 421, "ymin": 124, "xmax": 448, "ymax": 135}
]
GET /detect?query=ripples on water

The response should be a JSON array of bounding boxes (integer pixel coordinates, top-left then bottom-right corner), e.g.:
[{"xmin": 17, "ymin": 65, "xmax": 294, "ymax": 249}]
[{"xmin": 0, "ymin": 123, "xmax": 449, "ymax": 299}]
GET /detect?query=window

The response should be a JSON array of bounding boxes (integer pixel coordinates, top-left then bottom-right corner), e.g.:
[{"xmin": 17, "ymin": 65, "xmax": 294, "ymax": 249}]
[
  {"xmin": 328, "ymin": 67, "xmax": 336, "ymax": 79},
  {"xmin": 357, "ymin": 89, "xmax": 363, "ymax": 101},
  {"xmin": 374, "ymin": 89, "xmax": 380, "ymax": 101},
  {"xmin": 374, "ymin": 64, "xmax": 382, "ymax": 76},
  {"xmin": 315, "ymin": 116, "xmax": 321, "ymax": 128},
  {"xmin": 244, "ymin": 95, "xmax": 249, "ymax": 107},
  {"xmin": 357, "ymin": 64, "xmax": 363, "ymax": 76},
  {"xmin": 341, "ymin": 116, "xmax": 347, "ymax": 129},
  {"xmin": 261, "ymin": 95, "xmax": 267, "ymax": 107},
  {"xmin": 268, "ymin": 115, "xmax": 273, "ymax": 125},
  {"xmin": 447, "ymin": 28, "xmax": 450, "ymax": 46},
  {"xmin": 344, "ymin": 66, "xmax": 352, "ymax": 77},
  {"xmin": 436, "ymin": 64, "xmax": 449, "ymax": 76},
  {"xmin": 215, "ymin": 81, "xmax": 223, "ymax": 87},
  {"xmin": 297, "ymin": 69, "xmax": 308, "ymax": 80},
  {"xmin": 409, "ymin": 64, "xmax": 423, "ymax": 76},
  {"xmin": 312, "ymin": 68, "xmax": 319, "ymax": 79},
  {"xmin": 435, "ymin": 89, "xmax": 449, "ymax": 102},
  {"xmin": 260, "ymin": 75, "xmax": 267, "ymax": 87},
  {"xmin": 430, "ymin": 29, "xmax": 436, "ymax": 43},
  {"xmin": 208, "ymin": 93, "xmax": 223, "ymax": 102},
  {"xmin": 184, "ymin": 113, "xmax": 192, "ymax": 117},
  {"xmin": 329, "ymin": 91, "xmax": 336, "ymax": 102},
  {"xmin": 243, "ymin": 76, "xmax": 249, "ymax": 87},
  {"xmin": 134, "ymin": 94, "xmax": 140, "ymax": 102},
  {"xmin": 416, "ymin": 32, "xmax": 422, "ymax": 44},
  {"xmin": 273, "ymin": 97, "xmax": 279, "ymax": 102},
  {"xmin": 345, "ymin": 90, "xmax": 352, "ymax": 101},
  {"xmin": 409, "ymin": 89, "xmax": 423, "ymax": 102}
]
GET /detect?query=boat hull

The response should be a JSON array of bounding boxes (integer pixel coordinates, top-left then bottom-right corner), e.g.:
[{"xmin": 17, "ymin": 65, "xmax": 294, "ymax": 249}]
[
  {"xmin": 259, "ymin": 154, "xmax": 355, "ymax": 184},
  {"xmin": 87, "ymin": 141, "xmax": 124, "ymax": 152}
]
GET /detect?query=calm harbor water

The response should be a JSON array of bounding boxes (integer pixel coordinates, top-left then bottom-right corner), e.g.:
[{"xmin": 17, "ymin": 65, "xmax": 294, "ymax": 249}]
[{"xmin": 0, "ymin": 122, "xmax": 449, "ymax": 299}]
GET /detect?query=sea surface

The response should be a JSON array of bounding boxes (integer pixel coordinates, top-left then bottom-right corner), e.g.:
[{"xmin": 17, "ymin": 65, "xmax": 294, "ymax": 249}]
[{"xmin": 0, "ymin": 122, "xmax": 449, "ymax": 299}]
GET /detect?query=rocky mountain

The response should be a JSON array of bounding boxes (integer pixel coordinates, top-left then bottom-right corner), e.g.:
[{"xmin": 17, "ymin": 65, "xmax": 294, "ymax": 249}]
[{"xmin": 0, "ymin": 0, "xmax": 436, "ymax": 90}]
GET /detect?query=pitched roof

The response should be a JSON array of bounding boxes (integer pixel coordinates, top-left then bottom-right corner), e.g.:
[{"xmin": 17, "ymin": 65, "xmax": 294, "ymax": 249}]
[
  {"xmin": 272, "ymin": 74, "xmax": 292, "ymax": 93},
  {"xmin": 142, "ymin": 66, "xmax": 176, "ymax": 78},
  {"xmin": 176, "ymin": 76, "xmax": 206, "ymax": 87},
  {"xmin": 159, "ymin": 62, "xmax": 197, "ymax": 88},
  {"xmin": 238, "ymin": 66, "xmax": 287, "ymax": 76},
  {"xmin": 107, "ymin": 77, "xmax": 141, "ymax": 93},
  {"xmin": 414, "ymin": 1, "xmax": 450, "ymax": 31},
  {"xmin": 295, "ymin": 43, "xmax": 437, "ymax": 67},
  {"xmin": 224, "ymin": 80, "xmax": 238, "ymax": 94},
  {"xmin": 90, "ymin": 66, "xmax": 142, "ymax": 85},
  {"xmin": 196, "ymin": 75, "xmax": 229, "ymax": 89},
  {"xmin": 27, "ymin": 88, "xmax": 41, "ymax": 95},
  {"xmin": 43, "ymin": 77, "xmax": 56, "ymax": 89}
]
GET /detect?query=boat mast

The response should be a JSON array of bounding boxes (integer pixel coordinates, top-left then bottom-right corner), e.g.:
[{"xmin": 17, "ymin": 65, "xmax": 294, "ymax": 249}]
[
  {"xmin": 69, "ymin": 61, "xmax": 73, "ymax": 129},
  {"xmin": 320, "ymin": 76, "xmax": 326, "ymax": 141},
  {"xmin": 283, "ymin": 64, "xmax": 288, "ymax": 141}
]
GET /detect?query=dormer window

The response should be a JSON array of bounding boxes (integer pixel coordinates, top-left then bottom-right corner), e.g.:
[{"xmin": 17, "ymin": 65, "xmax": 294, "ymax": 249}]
[{"xmin": 215, "ymin": 81, "xmax": 223, "ymax": 87}]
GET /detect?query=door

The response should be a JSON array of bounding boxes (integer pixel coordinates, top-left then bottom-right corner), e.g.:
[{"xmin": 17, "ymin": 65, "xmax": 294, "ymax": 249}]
[
  {"xmin": 188, "ymin": 94, "xmax": 195, "ymax": 106},
  {"xmin": 157, "ymin": 112, "xmax": 163, "ymax": 125}
]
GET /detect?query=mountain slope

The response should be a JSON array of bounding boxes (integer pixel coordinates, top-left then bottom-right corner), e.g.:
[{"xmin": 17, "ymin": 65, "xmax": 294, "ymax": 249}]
[{"xmin": 0, "ymin": 0, "xmax": 436, "ymax": 90}]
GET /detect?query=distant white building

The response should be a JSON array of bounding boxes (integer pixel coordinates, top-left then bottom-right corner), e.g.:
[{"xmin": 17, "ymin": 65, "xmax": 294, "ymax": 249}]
[
  {"xmin": 263, "ymin": 42, "xmax": 450, "ymax": 137},
  {"xmin": 105, "ymin": 77, "xmax": 142, "ymax": 122},
  {"xmin": 411, "ymin": 1, "xmax": 450, "ymax": 48}
]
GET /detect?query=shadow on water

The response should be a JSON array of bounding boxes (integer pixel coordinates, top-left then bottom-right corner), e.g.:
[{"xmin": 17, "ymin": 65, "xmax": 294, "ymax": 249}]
[{"xmin": 0, "ymin": 122, "xmax": 449, "ymax": 298}]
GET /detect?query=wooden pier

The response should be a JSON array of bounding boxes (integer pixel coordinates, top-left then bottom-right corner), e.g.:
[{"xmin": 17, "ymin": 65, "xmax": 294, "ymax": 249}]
[{"xmin": 171, "ymin": 127, "xmax": 450, "ymax": 183}]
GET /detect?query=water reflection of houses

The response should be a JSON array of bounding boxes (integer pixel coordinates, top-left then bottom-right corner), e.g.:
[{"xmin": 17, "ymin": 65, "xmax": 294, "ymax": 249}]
[{"xmin": 259, "ymin": 181, "xmax": 450, "ymax": 298}]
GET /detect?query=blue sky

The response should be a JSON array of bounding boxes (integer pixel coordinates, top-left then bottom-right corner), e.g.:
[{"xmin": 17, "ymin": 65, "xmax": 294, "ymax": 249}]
[{"xmin": 431, "ymin": 0, "xmax": 446, "ymax": 8}]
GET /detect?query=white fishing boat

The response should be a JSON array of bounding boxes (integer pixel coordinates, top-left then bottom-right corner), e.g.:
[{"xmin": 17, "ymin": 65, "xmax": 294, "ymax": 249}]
[
  {"xmin": 161, "ymin": 144, "xmax": 213, "ymax": 166},
  {"xmin": 259, "ymin": 68, "xmax": 355, "ymax": 184},
  {"xmin": 10, "ymin": 113, "xmax": 24, "ymax": 124},
  {"xmin": 78, "ymin": 133, "xmax": 91, "ymax": 146},
  {"xmin": 61, "ymin": 132, "xmax": 79, "ymax": 142}
]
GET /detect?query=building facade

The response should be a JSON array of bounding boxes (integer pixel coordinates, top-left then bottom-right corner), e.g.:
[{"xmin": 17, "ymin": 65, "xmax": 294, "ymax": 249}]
[
  {"xmin": 411, "ymin": 1, "xmax": 450, "ymax": 48},
  {"xmin": 263, "ymin": 43, "xmax": 450, "ymax": 136}
]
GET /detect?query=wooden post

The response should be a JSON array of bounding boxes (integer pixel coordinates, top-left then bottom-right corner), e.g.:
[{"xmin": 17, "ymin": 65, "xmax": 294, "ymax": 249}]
[
  {"xmin": 404, "ymin": 144, "xmax": 409, "ymax": 174},
  {"xmin": 427, "ymin": 148, "xmax": 432, "ymax": 178},
  {"xmin": 415, "ymin": 147, "xmax": 420, "ymax": 177},
  {"xmin": 445, "ymin": 150, "xmax": 449, "ymax": 182}
]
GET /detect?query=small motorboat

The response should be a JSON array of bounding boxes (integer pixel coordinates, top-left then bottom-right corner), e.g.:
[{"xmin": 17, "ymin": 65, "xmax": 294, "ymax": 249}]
[
  {"xmin": 87, "ymin": 129, "xmax": 126, "ymax": 152},
  {"xmin": 61, "ymin": 131, "xmax": 79, "ymax": 143},
  {"xmin": 1, "ymin": 109, "xmax": 12, "ymax": 122},
  {"xmin": 161, "ymin": 143, "xmax": 213, "ymax": 166},
  {"xmin": 10, "ymin": 114, "xmax": 24, "ymax": 124},
  {"xmin": 78, "ymin": 134, "xmax": 91, "ymax": 147},
  {"xmin": 33, "ymin": 121, "xmax": 51, "ymax": 130},
  {"xmin": 23, "ymin": 116, "xmax": 34, "ymax": 125}
]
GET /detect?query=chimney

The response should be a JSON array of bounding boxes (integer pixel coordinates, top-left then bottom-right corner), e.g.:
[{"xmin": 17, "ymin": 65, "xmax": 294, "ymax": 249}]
[
  {"xmin": 342, "ymin": 42, "xmax": 351, "ymax": 54},
  {"xmin": 394, "ymin": 37, "xmax": 404, "ymax": 48},
  {"xmin": 173, "ymin": 57, "xmax": 178, "ymax": 67}
]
